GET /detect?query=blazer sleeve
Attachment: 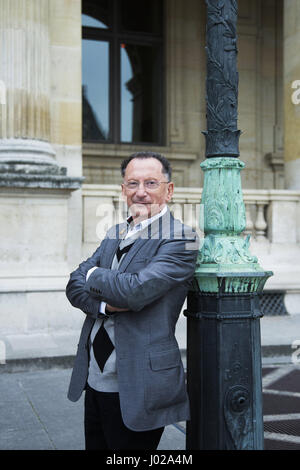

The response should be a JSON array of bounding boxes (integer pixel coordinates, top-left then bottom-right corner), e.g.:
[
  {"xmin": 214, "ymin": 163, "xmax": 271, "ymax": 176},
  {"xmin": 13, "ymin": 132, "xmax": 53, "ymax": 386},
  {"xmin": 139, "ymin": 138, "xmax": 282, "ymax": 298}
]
[
  {"xmin": 65, "ymin": 243, "xmax": 105, "ymax": 319},
  {"xmin": 84, "ymin": 237, "xmax": 198, "ymax": 312}
]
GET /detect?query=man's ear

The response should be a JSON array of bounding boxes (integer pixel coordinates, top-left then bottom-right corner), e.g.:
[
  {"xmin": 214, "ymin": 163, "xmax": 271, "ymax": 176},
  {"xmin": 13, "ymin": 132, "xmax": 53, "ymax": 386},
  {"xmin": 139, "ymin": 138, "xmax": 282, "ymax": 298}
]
[{"xmin": 166, "ymin": 182, "xmax": 174, "ymax": 202}]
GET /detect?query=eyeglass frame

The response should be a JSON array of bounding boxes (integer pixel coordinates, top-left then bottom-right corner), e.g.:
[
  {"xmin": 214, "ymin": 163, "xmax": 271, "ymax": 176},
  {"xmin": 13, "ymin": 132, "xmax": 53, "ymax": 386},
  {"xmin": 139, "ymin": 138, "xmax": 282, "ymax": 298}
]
[{"xmin": 122, "ymin": 180, "xmax": 170, "ymax": 191}]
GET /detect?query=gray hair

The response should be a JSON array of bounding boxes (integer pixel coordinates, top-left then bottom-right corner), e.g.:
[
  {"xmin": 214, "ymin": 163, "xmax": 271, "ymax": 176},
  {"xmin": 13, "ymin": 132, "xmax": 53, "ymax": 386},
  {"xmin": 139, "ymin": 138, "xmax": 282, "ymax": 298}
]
[{"xmin": 121, "ymin": 152, "xmax": 172, "ymax": 181}]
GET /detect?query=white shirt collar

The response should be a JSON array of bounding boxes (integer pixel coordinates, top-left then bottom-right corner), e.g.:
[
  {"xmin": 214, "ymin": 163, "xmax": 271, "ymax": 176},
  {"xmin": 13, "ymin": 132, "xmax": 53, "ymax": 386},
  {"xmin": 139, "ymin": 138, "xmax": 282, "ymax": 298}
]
[{"xmin": 125, "ymin": 205, "xmax": 167, "ymax": 239}]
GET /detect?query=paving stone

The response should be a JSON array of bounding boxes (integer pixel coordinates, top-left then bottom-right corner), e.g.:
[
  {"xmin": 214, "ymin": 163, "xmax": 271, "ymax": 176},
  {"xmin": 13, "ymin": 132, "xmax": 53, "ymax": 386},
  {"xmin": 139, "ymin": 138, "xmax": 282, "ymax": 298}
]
[
  {"xmin": 265, "ymin": 369, "xmax": 300, "ymax": 393},
  {"xmin": 1, "ymin": 365, "xmax": 300, "ymax": 450}
]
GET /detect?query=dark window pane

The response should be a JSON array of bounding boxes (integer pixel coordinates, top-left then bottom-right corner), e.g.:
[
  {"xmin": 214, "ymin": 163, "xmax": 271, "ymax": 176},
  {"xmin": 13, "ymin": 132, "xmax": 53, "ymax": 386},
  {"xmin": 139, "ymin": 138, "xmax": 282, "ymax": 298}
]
[
  {"xmin": 82, "ymin": 39, "xmax": 110, "ymax": 141},
  {"xmin": 82, "ymin": 0, "xmax": 110, "ymax": 29},
  {"xmin": 121, "ymin": 0, "xmax": 163, "ymax": 34},
  {"xmin": 121, "ymin": 43, "xmax": 161, "ymax": 143}
]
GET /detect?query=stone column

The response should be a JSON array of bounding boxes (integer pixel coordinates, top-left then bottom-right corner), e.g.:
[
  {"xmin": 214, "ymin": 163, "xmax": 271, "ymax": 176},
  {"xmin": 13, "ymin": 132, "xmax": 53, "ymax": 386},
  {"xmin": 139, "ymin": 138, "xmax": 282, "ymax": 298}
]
[
  {"xmin": 283, "ymin": 0, "xmax": 300, "ymax": 189},
  {"xmin": 0, "ymin": 0, "xmax": 82, "ymax": 187},
  {"xmin": 0, "ymin": 0, "xmax": 57, "ymax": 168}
]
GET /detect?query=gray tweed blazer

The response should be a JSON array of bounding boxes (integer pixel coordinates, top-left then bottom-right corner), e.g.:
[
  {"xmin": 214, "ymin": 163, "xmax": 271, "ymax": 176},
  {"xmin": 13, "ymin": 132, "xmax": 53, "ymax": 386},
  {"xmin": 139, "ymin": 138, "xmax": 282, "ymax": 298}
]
[{"xmin": 65, "ymin": 208, "xmax": 198, "ymax": 431}]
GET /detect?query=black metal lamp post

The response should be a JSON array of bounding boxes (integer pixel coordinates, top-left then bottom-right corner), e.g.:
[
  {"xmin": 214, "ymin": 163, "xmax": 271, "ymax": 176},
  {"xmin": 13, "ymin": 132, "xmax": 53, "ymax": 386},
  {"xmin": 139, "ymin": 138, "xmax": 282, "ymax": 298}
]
[{"xmin": 185, "ymin": 0, "xmax": 273, "ymax": 450}]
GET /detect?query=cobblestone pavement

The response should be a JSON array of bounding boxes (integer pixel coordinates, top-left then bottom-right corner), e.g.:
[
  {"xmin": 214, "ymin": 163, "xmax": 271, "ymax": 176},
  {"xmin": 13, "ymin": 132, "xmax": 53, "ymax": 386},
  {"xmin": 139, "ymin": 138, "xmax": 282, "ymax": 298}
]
[{"xmin": 263, "ymin": 364, "xmax": 300, "ymax": 450}]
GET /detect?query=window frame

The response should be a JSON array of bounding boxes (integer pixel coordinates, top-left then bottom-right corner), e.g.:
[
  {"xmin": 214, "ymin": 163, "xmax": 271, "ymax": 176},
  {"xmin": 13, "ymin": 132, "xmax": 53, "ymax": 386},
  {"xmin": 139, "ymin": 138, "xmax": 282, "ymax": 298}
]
[{"xmin": 82, "ymin": 0, "xmax": 165, "ymax": 146}]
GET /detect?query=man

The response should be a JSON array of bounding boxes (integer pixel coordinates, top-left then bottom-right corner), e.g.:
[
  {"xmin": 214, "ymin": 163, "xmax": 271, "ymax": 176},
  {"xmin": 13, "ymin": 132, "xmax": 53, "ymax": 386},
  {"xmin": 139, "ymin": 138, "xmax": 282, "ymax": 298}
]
[{"xmin": 66, "ymin": 152, "xmax": 198, "ymax": 450}]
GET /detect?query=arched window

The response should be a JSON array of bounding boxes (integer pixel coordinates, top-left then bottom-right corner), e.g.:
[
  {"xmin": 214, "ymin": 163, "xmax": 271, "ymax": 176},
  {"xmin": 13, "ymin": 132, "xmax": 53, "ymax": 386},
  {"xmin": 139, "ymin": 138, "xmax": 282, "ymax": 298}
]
[{"xmin": 82, "ymin": 0, "xmax": 164, "ymax": 145}]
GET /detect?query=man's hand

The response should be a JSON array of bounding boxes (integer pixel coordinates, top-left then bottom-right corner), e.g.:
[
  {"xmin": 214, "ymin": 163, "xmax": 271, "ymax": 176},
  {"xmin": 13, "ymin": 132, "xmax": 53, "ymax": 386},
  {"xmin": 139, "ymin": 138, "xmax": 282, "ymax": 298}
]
[
  {"xmin": 86, "ymin": 268, "xmax": 129, "ymax": 314},
  {"xmin": 106, "ymin": 304, "xmax": 129, "ymax": 313}
]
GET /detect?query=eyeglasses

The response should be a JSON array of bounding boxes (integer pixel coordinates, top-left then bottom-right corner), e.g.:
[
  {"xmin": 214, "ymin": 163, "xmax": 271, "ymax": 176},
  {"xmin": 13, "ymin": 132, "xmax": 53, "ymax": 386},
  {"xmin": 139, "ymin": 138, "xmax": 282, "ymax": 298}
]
[{"xmin": 123, "ymin": 180, "xmax": 169, "ymax": 191}]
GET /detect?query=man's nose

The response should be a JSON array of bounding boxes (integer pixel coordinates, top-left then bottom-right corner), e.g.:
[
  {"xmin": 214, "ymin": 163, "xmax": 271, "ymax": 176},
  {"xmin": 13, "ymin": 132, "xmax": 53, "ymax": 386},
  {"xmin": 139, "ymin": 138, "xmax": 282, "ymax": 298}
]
[{"xmin": 135, "ymin": 183, "xmax": 148, "ymax": 195}]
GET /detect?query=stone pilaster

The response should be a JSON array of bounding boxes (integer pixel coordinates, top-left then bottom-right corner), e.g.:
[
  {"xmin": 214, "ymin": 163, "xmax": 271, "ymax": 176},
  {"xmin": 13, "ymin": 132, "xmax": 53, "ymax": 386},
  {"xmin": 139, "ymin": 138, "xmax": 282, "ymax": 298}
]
[{"xmin": 283, "ymin": 0, "xmax": 300, "ymax": 189}]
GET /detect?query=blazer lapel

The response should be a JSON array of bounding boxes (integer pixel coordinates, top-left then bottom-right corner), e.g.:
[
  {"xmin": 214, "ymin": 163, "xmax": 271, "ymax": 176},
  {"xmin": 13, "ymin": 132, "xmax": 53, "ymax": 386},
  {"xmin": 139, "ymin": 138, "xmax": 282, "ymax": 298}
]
[
  {"xmin": 104, "ymin": 208, "xmax": 174, "ymax": 272},
  {"xmin": 117, "ymin": 208, "xmax": 174, "ymax": 272},
  {"xmin": 118, "ymin": 238, "xmax": 148, "ymax": 273},
  {"xmin": 100, "ymin": 239, "xmax": 117, "ymax": 268},
  {"xmin": 101, "ymin": 221, "xmax": 127, "ymax": 268}
]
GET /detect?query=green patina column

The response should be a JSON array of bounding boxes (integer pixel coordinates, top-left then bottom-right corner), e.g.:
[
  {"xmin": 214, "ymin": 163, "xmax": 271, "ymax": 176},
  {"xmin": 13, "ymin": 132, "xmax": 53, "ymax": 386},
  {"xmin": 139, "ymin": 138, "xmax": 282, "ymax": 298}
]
[{"xmin": 185, "ymin": 0, "xmax": 272, "ymax": 450}]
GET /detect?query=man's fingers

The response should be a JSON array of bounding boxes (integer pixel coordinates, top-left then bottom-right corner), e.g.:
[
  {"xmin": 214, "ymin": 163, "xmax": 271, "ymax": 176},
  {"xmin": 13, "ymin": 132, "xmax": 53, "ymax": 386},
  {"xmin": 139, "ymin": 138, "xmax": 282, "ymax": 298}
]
[{"xmin": 106, "ymin": 304, "xmax": 128, "ymax": 312}]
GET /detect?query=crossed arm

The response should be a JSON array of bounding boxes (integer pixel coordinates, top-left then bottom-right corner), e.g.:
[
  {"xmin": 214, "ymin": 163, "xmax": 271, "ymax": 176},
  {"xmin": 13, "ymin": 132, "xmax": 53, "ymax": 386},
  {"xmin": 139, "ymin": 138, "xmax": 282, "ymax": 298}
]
[
  {"xmin": 86, "ymin": 266, "xmax": 126, "ymax": 314},
  {"xmin": 66, "ymin": 238, "xmax": 198, "ymax": 317}
]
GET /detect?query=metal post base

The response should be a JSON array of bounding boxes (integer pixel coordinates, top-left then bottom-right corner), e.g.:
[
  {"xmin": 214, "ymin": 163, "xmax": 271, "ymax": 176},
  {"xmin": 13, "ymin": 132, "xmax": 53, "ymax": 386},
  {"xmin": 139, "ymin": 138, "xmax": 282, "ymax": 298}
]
[{"xmin": 185, "ymin": 287, "xmax": 265, "ymax": 450}]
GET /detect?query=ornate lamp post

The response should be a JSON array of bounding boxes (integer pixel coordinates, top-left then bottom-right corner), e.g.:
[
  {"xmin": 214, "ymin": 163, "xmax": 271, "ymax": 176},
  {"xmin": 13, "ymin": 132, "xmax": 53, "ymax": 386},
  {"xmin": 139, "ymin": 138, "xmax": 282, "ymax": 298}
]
[{"xmin": 185, "ymin": 0, "xmax": 272, "ymax": 450}]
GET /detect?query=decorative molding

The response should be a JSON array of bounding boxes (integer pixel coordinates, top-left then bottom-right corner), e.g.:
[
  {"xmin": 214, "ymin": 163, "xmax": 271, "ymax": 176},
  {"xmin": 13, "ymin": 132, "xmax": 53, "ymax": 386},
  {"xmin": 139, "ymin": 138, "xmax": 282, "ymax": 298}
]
[
  {"xmin": 0, "ymin": 139, "xmax": 56, "ymax": 164},
  {"xmin": 197, "ymin": 234, "xmax": 258, "ymax": 266},
  {"xmin": 224, "ymin": 384, "xmax": 253, "ymax": 449},
  {"xmin": 0, "ymin": 172, "xmax": 83, "ymax": 190},
  {"xmin": 82, "ymin": 143, "xmax": 198, "ymax": 161},
  {"xmin": 200, "ymin": 157, "xmax": 246, "ymax": 234}
]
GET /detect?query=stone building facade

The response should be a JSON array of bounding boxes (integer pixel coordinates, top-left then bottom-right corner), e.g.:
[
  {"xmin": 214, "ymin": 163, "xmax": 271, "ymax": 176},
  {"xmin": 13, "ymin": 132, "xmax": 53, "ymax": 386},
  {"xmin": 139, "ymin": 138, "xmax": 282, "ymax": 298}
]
[{"xmin": 0, "ymin": 0, "xmax": 299, "ymax": 364}]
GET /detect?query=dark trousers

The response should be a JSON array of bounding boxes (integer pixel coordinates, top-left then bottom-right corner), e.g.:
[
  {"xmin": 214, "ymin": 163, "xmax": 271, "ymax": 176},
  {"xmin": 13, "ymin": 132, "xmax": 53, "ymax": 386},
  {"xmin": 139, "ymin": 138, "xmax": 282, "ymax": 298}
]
[{"xmin": 84, "ymin": 384, "xmax": 164, "ymax": 450}]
